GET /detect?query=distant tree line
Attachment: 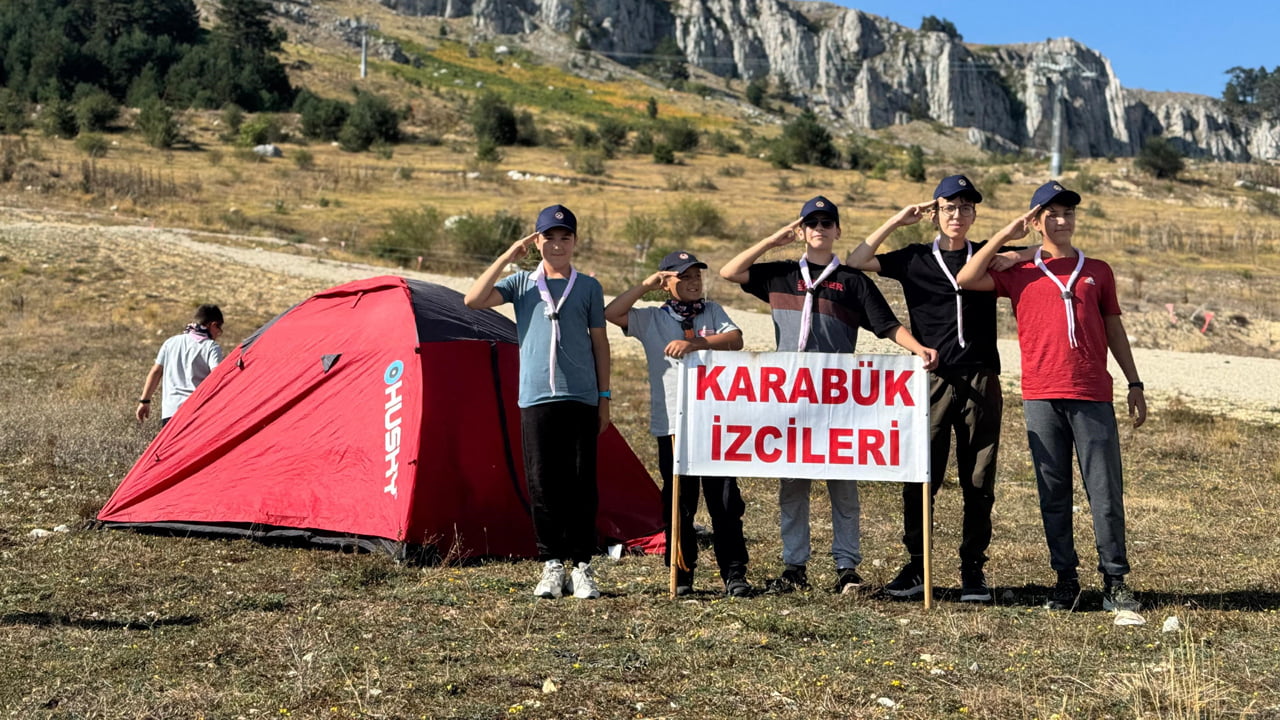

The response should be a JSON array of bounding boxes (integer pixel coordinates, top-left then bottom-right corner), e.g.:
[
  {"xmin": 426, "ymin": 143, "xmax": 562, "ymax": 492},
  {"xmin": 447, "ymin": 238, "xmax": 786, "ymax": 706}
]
[
  {"xmin": 0, "ymin": 0, "xmax": 293, "ymax": 116},
  {"xmin": 1223, "ymin": 66, "xmax": 1280, "ymax": 119}
]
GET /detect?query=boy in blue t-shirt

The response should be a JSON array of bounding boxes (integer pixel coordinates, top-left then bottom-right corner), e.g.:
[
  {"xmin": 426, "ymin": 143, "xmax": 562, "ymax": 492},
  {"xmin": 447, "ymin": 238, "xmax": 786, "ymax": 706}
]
[
  {"xmin": 465, "ymin": 205, "xmax": 611, "ymax": 600},
  {"xmin": 605, "ymin": 251, "xmax": 752, "ymax": 597}
]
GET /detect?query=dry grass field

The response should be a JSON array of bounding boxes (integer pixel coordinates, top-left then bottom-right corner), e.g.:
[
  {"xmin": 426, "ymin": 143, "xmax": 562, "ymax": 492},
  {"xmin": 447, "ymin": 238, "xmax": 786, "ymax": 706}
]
[{"xmin": 1, "ymin": 209, "xmax": 1280, "ymax": 719}]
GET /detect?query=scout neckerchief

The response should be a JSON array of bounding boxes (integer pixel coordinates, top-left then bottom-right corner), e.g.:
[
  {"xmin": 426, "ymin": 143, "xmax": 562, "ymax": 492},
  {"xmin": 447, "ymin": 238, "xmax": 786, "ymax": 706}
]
[
  {"xmin": 797, "ymin": 254, "xmax": 840, "ymax": 351},
  {"xmin": 663, "ymin": 298, "xmax": 706, "ymax": 339},
  {"xmin": 529, "ymin": 261, "xmax": 578, "ymax": 394},
  {"xmin": 931, "ymin": 235, "xmax": 973, "ymax": 349},
  {"xmin": 1033, "ymin": 247, "xmax": 1087, "ymax": 349},
  {"xmin": 184, "ymin": 323, "xmax": 212, "ymax": 342}
]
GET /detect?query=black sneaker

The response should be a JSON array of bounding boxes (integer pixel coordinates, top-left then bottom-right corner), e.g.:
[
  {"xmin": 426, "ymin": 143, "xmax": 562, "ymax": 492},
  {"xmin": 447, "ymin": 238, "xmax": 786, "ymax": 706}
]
[
  {"xmin": 1102, "ymin": 580, "xmax": 1141, "ymax": 612},
  {"xmin": 765, "ymin": 564, "xmax": 809, "ymax": 593},
  {"xmin": 959, "ymin": 567, "xmax": 992, "ymax": 603},
  {"xmin": 834, "ymin": 567, "xmax": 863, "ymax": 594},
  {"xmin": 724, "ymin": 573, "xmax": 753, "ymax": 598},
  {"xmin": 674, "ymin": 569, "xmax": 694, "ymax": 597},
  {"xmin": 884, "ymin": 562, "xmax": 924, "ymax": 599},
  {"xmin": 1044, "ymin": 576, "xmax": 1081, "ymax": 611}
]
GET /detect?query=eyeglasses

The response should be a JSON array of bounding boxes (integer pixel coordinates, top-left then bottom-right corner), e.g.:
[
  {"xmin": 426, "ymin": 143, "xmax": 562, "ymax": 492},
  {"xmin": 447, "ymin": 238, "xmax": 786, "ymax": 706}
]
[
  {"xmin": 938, "ymin": 205, "xmax": 976, "ymax": 218},
  {"xmin": 802, "ymin": 219, "xmax": 837, "ymax": 229}
]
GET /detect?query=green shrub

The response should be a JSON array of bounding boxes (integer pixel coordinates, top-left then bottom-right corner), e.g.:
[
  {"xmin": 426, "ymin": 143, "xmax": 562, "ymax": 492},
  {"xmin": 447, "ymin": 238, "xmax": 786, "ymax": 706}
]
[
  {"xmin": 38, "ymin": 99, "xmax": 77, "ymax": 139},
  {"xmin": 569, "ymin": 150, "xmax": 607, "ymax": 176},
  {"xmin": 239, "ymin": 114, "xmax": 283, "ymax": 146},
  {"xmin": 515, "ymin": 110, "xmax": 540, "ymax": 146},
  {"xmin": 137, "ymin": 98, "xmax": 181, "ymax": 149},
  {"xmin": 74, "ymin": 91, "xmax": 118, "ymax": 133},
  {"xmin": 652, "ymin": 143, "xmax": 675, "ymax": 165},
  {"xmin": 717, "ymin": 164, "xmax": 745, "ymax": 177},
  {"xmin": 75, "ymin": 133, "xmax": 109, "ymax": 157},
  {"xmin": 632, "ymin": 128, "xmax": 655, "ymax": 154},
  {"xmin": 769, "ymin": 110, "xmax": 838, "ymax": 168},
  {"xmin": 370, "ymin": 206, "xmax": 444, "ymax": 262},
  {"xmin": 0, "ymin": 89, "xmax": 29, "ymax": 134},
  {"xmin": 667, "ymin": 198, "xmax": 725, "ymax": 237},
  {"xmin": 661, "ymin": 118, "xmax": 699, "ymax": 152},
  {"xmin": 904, "ymin": 145, "xmax": 926, "ymax": 182},
  {"xmin": 475, "ymin": 137, "xmax": 502, "ymax": 163},
  {"xmin": 708, "ymin": 131, "xmax": 740, "ymax": 155},
  {"xmin": 470, "ymin": 93, "xmax": 517, "ymax": 146},
  {"xmin": 297, "ymin": 93, "xmax": 349, "ymax": 142},
  {"xmin": 449, "ymin": 210, "xmax": 524, "ymax": 262},
  {"xmin": 293, "ymin": 148, "xmax": 315, "ymax": 170},
  {"xmin": 1075, "ymin": 168, "xmax": 1101, "ymax": 192},
  {"xmin": 1135, "ymin": 136, "xmax": 1184, "ymax": 179},
  {"xmin": 597, "ymin": 117, "xmax": 629, "ymax": 157},
  {"xmin": 620, "ymin": 214, "xmax": 662, "ymax": 255},
  {"xmin": 339, "ymin": 93, "xmax": 400, "ymax": 152}
]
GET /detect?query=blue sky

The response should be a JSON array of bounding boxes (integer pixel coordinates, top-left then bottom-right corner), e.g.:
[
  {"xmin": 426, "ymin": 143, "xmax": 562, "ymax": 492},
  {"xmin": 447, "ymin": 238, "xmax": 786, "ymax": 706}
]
[{"xmin": 823, "ymin": 1, "xmax": 1278, "ymax": 98}]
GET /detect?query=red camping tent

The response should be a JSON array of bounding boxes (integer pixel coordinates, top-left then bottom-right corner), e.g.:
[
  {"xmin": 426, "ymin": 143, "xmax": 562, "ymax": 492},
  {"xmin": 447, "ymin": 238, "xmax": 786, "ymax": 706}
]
[{"xmin": 99, "ymin": 276, "xmax": 663, "ymax": 560}]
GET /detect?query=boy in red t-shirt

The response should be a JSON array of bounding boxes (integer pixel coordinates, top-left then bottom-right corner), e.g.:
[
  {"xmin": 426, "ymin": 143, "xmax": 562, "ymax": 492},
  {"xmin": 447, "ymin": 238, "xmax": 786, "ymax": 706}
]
[{"xmin": 956, "ymin": 181, "xmax": 1147, "ymax": 613}]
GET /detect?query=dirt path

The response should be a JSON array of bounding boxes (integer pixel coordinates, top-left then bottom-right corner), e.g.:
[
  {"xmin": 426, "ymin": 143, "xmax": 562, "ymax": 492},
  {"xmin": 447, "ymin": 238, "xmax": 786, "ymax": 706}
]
[{"xmin": 10, "ymin": 218, "xmax": 1280, "ymax": 424}]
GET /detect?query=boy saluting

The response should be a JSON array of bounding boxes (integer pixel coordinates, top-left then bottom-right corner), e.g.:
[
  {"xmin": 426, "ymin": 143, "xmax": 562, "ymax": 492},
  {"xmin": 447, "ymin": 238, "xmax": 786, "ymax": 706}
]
[
  {"xmin": 720, "ymin": 196, "xmax": 937, "ymax": 595},
  {"xmin": 465, "ymin": 204, "xmax": 611, "ymax": 601},
  {"xmin": 956, "ymin": 182, "xmax": 1146, "ymax": 613},
  {"xmin": 606, "ymin": 251, "xmax": 752, "ymax": 597}
]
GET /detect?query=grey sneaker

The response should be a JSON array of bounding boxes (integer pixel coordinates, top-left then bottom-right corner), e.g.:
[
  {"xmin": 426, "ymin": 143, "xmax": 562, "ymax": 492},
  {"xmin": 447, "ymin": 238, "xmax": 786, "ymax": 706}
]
[
  {"xmin": 1103, "ymin": 580, "xmax": 1141, "ymax": 612},
  {"xmin": 569, "ymin": 562, "xmax": 600, "ymax": 599},
  {"xmin": 534, "ymin": 560, "xmax": 565, "ymax": 599},
  {"xmin": 884, "ymin": 562, "xmax": 924, "ymax": 599},
  {"xmin": 959, "ymin": 568, "xmax": 992, "ymax": 603},
  {"xmin": 1044, "ymin": 576, "xmax": 1081, "ymax": 611}
]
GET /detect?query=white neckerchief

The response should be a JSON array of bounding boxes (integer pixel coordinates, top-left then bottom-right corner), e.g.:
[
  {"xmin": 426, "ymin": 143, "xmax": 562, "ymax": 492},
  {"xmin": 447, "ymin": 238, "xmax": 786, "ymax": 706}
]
[
  {"xmin": 797, "ymin": 254, "xmax": 840, "ymax": 351},
  {"xmin": 1033, "ymin": 247, "xmax": 1086, "ymax": 349},
  {"xmin": 530, "ymin": 262, "xmax": 578, "ymax": 394},
  {"xmin": 931, "ymin": 235, "xmax": 973, "ymax": 349}
]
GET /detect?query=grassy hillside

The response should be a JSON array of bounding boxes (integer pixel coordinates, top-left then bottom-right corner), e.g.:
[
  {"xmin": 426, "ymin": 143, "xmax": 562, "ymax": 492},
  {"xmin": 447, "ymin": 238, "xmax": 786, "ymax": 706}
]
[{"xmin": 2, "ymin": 219, "xmax": 1280, "ymax": 718}]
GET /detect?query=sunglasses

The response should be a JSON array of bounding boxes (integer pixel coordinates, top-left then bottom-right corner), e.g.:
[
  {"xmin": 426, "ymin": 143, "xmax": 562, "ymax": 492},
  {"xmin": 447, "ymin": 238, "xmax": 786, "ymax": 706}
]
[{"xmin": 802, "ymin": 219, "xmax": 837, "ymax": 229}]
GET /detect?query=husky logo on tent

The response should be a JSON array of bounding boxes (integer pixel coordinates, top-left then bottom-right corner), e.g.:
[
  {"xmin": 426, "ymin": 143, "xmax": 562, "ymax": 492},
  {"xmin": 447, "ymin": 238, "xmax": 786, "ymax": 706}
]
[{"xmin": 383, "ymin": 359, "xmax": 405, "ymax": 497}]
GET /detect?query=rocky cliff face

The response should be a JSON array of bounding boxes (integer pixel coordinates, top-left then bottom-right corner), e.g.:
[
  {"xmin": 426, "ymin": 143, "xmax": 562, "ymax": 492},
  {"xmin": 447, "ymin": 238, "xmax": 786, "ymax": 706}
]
[{"xmin": 379, "ymin": 0, "xmax": 1280, "ymax": 161}]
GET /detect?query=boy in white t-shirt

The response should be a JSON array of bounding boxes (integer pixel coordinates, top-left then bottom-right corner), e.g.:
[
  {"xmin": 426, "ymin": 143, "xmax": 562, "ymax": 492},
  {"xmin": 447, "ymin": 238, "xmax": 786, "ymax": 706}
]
[
  {"xmin": 136, "ymin": 304, "xmax": 225, "ymax": 427},
  {"xmin": 605, "ymin": 251, "xmax": 752, "ymax": 597}
]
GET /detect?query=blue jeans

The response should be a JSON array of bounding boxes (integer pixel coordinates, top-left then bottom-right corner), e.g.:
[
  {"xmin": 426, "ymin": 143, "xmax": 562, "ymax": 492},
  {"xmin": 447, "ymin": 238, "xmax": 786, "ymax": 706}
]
[{"xmin": 1023, "ymin": 399, "xmax": 1130, "ymax": 578}]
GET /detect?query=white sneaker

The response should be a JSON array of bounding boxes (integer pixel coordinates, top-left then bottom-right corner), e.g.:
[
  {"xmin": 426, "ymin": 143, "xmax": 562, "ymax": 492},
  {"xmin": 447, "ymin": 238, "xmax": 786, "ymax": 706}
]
[
  {"xmin": 569, "ymin": 561, "xmax": 600, "ymax": 599},
  {"xmin": 533, "ymin": 560, "xmax": 565, "ymax": 599}
]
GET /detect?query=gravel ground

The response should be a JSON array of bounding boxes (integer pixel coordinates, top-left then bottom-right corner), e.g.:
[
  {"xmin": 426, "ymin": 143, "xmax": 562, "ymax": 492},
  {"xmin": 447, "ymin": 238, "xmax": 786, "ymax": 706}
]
[{"xmin": 9, "ymin": 217, "xmax": 1279, "ymax": 424}]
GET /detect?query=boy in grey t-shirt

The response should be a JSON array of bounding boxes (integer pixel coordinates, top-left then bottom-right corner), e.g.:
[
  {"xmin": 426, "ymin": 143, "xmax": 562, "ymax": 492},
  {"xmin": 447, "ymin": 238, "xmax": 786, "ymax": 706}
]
[{"xmin": 605, "ymin": 251, "xmax": 751, "ymax": 597}]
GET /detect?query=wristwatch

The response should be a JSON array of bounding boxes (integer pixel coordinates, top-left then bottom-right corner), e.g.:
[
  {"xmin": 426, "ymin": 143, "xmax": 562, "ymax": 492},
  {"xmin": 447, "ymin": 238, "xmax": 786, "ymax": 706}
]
[
  {"xmin": 598, "ymin": 390, "xmax": 611, "ymax": 399},
  {"xmin": 1127, "ymin": 381, "xmax": 1144, "ymax": 391}
]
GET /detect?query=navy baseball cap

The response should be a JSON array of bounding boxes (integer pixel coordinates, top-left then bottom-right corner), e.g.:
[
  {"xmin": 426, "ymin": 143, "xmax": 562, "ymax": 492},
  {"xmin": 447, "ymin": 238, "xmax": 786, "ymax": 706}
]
[
  {"xmin": 800, "ymin": 196, "xmax": 839, "ymax": 225},
  {"xmin": 1029, "ymin": 181, "xmax": 1082, "ymax": 209},
  {"xmin": 933, "ymin": 174, "xmax": 983, "ymax": 203},
  {"xmin": 659, "ymin": 250, "xmax": 708, "ymax": 274},
  {"xmin": 535, "ymin": 204, "xmax": 577, "ymax": 234}
]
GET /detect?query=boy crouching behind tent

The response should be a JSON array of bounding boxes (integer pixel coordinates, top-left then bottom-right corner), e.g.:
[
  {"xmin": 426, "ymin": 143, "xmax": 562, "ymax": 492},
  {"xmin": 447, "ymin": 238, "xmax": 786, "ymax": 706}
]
[
  {"xmin": 606, "ymin": 251, "xmax": 752, "ymax": 597},
  {"xmin": 464, "ymin": 205, "xmax": 611, "ymax": 600}
]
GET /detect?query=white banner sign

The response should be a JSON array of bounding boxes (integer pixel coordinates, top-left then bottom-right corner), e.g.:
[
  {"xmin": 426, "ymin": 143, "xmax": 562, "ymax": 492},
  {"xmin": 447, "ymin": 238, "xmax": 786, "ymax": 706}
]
[{"xmin": 674, "ymin": 351, "xmax": 929, "ymax": 482}]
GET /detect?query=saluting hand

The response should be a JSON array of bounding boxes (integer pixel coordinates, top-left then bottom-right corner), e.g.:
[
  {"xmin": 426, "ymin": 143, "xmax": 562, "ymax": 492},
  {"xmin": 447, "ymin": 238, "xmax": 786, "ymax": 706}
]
[
  {"xmin": 766, "ymin": 218, "xmax": 805, "ymax": 248},
  {"xmin": 505, "ymin": 232, "xmax": 539, "ymax": 262},
  {"xmin": 997, "ymin": 205, "xmax": 1041, "ymax": 244},
  {"xmin": 893, "ymin": 201, "xmax": 936, "ymax": 228},
  {"xmin": 643, "ymin": 270, "xmax": 677, "ymax": 291}
]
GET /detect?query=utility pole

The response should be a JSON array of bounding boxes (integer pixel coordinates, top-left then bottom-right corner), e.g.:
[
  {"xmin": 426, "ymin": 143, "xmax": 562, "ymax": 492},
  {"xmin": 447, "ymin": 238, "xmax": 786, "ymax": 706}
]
[
  {"xmin": 1032, "ymin": 53, "xmax": 1097, "ymax": 177},
  {"xmin": 359, "ymin": 16, "xmax": 368, "ymax": 79}
]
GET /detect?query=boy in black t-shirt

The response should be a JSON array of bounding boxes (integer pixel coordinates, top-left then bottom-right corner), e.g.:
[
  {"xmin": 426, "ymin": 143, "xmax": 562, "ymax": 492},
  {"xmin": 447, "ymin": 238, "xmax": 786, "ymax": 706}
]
[
  {"xmin": 721, "ymin": 196, "xmax": 938, "ymax": 594},
  {"xmin": 847, "ymin": 175, "xmax": 1029, "ymax": 602}
]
